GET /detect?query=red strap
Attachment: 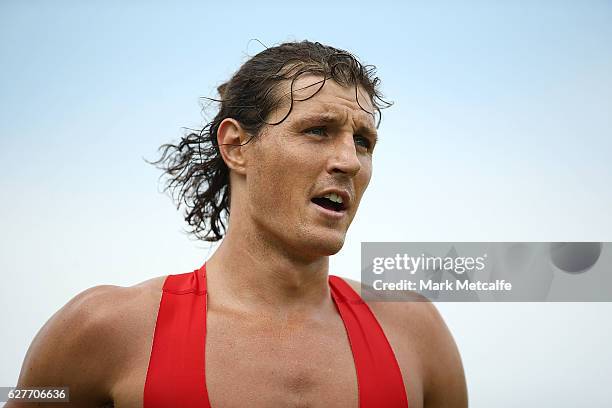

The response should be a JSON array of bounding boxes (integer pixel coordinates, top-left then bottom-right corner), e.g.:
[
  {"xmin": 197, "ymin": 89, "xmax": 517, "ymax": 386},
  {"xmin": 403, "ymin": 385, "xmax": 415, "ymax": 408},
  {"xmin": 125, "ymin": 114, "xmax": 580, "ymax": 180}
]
[
  {"xmin": 143, "ymin": 266, "xmax": 211, "ymax": 407},
  {"xmin": 329, "ymin": 275, "xmax": 409, "ymax": 407}
]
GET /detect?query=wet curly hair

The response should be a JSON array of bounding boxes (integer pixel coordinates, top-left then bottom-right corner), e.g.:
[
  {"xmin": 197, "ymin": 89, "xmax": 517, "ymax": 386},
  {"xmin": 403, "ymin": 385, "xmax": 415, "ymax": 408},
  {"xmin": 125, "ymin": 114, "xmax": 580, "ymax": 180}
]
[{"xmin": 147, "ymin": 40, "xmax": 391, "ymax": 242}]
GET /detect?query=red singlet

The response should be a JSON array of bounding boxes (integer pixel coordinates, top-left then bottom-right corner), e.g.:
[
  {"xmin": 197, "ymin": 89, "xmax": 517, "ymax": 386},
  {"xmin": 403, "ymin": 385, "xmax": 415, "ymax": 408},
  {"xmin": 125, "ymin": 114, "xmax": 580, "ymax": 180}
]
[{"xmin": 143, "ymin": 263, "xmax": 408, "ymax": 407}]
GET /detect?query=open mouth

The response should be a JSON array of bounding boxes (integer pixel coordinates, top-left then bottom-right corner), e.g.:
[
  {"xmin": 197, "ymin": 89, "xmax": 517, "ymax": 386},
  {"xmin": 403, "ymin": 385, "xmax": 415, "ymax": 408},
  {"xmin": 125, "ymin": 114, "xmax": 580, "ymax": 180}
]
[{"xmin": 311, "ymin": 193, "xmax": 347, "ymax": 213}]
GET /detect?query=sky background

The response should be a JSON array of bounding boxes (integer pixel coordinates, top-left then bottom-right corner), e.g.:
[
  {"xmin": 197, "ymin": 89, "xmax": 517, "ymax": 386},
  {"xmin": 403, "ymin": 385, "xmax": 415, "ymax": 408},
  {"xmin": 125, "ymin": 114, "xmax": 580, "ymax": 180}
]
[{"xmin": 1, "ymin": 1, "xmax": 611, "ymax": 406}]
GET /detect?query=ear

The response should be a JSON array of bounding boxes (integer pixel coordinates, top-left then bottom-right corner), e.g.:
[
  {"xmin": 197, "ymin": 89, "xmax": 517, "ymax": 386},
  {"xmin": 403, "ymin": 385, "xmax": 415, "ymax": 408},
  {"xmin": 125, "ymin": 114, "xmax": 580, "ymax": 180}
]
[{"xmin": 216, "ymin": 118, "xmax": 250, "ymax": 176}]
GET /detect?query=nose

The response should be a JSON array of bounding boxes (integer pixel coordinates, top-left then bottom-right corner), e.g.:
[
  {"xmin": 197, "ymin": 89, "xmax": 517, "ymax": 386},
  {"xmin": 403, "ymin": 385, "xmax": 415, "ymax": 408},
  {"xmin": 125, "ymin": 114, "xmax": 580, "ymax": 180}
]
[{"xmin": 326, "ymin": 133, "xmax": 361, "ymax": 177}]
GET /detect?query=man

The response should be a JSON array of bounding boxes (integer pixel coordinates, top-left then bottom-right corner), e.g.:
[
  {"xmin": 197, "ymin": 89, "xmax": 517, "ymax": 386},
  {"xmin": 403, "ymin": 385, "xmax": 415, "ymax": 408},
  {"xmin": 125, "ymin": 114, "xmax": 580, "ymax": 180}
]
[{"xmin": 8, "ymin": 41, "xmax": 467, "ymax": 407}]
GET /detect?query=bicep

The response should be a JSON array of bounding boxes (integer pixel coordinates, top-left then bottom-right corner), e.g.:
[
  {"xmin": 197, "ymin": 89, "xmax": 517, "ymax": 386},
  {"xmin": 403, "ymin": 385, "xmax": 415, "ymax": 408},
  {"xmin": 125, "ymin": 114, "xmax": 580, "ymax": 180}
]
[{"xmin": 421, "ymin": 303, "xmax": 468, "ymax": 408}]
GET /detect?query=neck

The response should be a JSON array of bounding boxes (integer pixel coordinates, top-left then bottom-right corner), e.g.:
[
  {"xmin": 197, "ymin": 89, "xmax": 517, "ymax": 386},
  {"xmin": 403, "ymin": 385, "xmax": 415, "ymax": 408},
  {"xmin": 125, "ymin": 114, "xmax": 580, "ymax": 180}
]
[{"xmin": 205, "ymin": 222, "xmax": 333, "ymax": 318}]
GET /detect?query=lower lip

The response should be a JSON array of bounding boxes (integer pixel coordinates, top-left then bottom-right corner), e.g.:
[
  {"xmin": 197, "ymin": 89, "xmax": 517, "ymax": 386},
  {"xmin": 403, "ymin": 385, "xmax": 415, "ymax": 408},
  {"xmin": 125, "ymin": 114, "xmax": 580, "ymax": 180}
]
[{"xmin": 311, "ymin": 202, "xmax": 347, "ymax": 220}]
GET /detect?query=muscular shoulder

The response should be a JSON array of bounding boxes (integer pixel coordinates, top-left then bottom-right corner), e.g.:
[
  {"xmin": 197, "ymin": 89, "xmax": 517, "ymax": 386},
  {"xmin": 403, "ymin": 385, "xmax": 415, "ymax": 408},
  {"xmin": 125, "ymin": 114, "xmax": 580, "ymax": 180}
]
[
  {"xmin": 340, "ymin": 277, "xmax": 442, "ymax": 352},
  {"xmin": 13, "ymin": 277, "xmax": 166, "ymax": 406},
  {"xmin": 340, "ymin": 277, "xmax": 434, "ymax": 324},
  {"xmin": 341, "ymin": 277, "xmax": 468, "ymax": 407}
]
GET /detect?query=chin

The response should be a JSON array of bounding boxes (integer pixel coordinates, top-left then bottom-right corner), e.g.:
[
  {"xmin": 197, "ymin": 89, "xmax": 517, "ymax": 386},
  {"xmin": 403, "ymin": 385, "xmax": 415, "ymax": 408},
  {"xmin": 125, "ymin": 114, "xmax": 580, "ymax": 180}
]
[
  {"xmin": 305, "ymin": 231, "xmax": 346, "ymax": 257},
  {"xmin": 278, "ymin": 223, "xmax": 349, "ymax": 260}
]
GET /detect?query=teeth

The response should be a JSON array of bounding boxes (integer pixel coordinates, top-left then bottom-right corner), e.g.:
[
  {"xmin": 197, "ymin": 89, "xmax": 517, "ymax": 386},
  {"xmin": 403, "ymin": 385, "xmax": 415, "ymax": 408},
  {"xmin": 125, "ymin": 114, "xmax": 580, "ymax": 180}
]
[{"xmin": 323, "ymin": 193, "xmax": 343, "ymax": 204}]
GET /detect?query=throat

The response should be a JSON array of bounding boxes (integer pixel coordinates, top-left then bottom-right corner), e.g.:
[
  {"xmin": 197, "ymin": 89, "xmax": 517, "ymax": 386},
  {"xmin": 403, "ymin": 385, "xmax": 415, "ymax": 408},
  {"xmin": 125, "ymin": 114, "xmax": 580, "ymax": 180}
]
[{"xmin": 205, "ymin": 258, "xmax": 333, "ymax": 315}]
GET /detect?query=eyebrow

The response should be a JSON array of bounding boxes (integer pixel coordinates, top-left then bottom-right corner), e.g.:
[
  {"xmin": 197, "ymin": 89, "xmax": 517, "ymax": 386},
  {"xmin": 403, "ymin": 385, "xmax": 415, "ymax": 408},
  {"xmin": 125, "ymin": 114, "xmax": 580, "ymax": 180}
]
[{"xmin": 296, "ymin": 111, "xmax": 378, "ymax": 141}]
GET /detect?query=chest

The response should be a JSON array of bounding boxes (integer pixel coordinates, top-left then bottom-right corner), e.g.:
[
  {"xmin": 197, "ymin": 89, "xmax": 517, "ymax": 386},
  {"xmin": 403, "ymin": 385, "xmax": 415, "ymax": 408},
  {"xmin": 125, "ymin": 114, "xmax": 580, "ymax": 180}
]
[
  {"xmin": 109, "ymin": 303, "xmax": 424, "ymax": 408},
  {"xmin": 204, "ymin": 309, "xmax": 359, "ymax": 408}
]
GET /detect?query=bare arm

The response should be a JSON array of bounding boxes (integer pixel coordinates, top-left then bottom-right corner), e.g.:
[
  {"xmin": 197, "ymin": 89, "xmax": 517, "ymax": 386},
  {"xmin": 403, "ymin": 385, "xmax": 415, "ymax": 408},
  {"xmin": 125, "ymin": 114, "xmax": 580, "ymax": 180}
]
[
  {"xmin": 4, "ymin": 286, "xmax": 121, "ymax": 408},
  {"xmin": 421, "ymin": 302, "xmax": 468, "ymax": 408}
]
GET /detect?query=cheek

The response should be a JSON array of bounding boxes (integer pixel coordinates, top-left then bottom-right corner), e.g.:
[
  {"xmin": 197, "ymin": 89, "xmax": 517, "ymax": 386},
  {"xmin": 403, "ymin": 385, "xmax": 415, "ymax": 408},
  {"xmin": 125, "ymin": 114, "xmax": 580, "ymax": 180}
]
[
  {"xmin": 352, "ymin": 160, "xmax": 372, "ymax": 208},
  {"xmin": 358, "ymin": 159, "xmax": 373, "ymax": 189},
  {"xmin": 247, "ymin": 142, "xmax": 311, "ymax": 212}
]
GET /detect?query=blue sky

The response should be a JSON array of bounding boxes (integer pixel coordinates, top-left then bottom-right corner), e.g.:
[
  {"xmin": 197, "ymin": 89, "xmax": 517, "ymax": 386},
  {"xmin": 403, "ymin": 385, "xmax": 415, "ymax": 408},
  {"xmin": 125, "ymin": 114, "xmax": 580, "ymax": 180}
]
[{"xmin": 2, "ymin": 1, "xmax": 610, "ymax": 243}]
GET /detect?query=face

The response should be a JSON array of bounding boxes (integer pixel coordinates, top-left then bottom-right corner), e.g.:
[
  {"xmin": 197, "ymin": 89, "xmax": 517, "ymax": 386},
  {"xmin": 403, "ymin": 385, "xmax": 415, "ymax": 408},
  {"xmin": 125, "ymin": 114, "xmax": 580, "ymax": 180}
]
[{"xmin": 244, "ymin": 76, "xmax": 378, "ymax": 259}]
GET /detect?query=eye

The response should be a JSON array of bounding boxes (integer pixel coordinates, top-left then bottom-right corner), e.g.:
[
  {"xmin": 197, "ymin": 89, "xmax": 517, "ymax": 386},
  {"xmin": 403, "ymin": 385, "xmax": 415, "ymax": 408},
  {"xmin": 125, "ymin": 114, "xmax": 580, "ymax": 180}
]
[
  {"xmin": 305, "ymin": 126, "xmax": 328, "ymax": 136},
  {"xmin": 354, "ymin": 135, "xmax": 372, "ymax": 150}
]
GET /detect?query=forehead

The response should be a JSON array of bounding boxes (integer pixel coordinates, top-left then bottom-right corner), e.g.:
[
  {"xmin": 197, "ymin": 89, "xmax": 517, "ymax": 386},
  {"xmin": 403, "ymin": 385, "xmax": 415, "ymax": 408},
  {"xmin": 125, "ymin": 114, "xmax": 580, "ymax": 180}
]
[{"xmin": 268, "ymin": 75, "xmax": 376, "ymax": 128}]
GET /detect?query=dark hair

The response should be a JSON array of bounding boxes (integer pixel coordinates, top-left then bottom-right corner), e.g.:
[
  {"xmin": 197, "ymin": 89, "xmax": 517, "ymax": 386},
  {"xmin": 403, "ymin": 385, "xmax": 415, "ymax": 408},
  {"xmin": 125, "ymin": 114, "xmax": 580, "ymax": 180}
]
[{"xmin": 147, "ymin": 40, "xmax": 391, "ymax": 242}]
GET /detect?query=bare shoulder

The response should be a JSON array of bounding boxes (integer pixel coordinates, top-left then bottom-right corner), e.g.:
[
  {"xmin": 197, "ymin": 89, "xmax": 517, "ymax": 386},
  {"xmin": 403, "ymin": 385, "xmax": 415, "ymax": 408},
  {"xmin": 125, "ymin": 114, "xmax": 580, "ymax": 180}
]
[
  {"xmin": 11, "ymin": 276, "xmax": 167, "ymax": 407},
  {"xmin": 341, "ymin": 277, "xmax": 468, "ymax": 408},
  {"xmin": 340, "ymin": 277, "xmax": 445, "ymax": 346},
  {"xmin": 340, "ymin": 277, "xmax": 435, "ymax": 327}
]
